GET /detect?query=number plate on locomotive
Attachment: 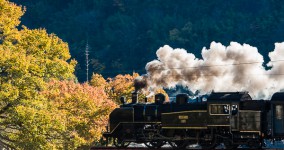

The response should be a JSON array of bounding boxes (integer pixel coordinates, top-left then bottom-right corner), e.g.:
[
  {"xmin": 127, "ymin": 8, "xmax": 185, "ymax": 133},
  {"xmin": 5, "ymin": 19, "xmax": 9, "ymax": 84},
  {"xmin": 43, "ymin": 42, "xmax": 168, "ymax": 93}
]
[{"xmin": 178, "ymin": 115, "xmax": 189, "ymax": 120}]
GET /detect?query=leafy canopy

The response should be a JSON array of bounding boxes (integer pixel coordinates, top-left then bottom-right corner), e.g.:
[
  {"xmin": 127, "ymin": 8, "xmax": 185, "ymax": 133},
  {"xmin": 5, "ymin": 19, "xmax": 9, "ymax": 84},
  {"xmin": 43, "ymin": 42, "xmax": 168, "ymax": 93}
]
[
  {"xmin": 42, "ymin": 80, "xmax": 117, "ymax": 149},
  {"xmin": 0, "ymin": 0, "xmax": 104, "ymax": 149}
]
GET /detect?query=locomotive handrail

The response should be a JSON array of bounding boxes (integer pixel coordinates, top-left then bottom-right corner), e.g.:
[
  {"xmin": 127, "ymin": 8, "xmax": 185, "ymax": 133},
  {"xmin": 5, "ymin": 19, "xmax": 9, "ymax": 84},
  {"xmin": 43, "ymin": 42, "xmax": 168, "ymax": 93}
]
[
  {"xmin": 105, "ymin": 122, "xmax": 162, "ymax": 135},
  {"xmin": 161, "ymin": 110, "xmax": 207, "ymax": 115}
]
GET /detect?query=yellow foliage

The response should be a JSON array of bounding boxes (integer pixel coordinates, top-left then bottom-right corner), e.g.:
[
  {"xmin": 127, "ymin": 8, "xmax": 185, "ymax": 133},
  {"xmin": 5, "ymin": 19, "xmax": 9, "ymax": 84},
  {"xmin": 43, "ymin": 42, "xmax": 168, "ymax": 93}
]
[
  {"xmin": 0, "ymin": 0, "xmax": 77, "ymax": 149},
  {"xmin": 90, "ymin": 73, "xmax": 107, "ymax": 89},
  {"xmin": 106, "ymin": 73, "xmax": 139, "ymax": 104},
  {"xmin": 0, "ymin": 0, "xmax": 24, "ymax": 34}
]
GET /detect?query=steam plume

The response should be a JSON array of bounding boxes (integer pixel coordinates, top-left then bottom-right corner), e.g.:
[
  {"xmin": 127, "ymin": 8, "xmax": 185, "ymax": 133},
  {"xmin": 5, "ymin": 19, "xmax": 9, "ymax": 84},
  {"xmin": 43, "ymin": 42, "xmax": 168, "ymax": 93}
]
[
  {"xmin": 134, "ymin": 75, "xmax": 148, "ymax": 92},
  {"xmin": 144, "ymin": 42, "xmax": 284, "ymax": 99}
]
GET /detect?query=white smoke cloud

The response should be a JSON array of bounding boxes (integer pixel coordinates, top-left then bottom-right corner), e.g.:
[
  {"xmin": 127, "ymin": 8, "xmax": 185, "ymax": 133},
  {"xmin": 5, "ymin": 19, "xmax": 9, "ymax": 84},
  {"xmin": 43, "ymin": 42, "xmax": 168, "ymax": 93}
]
[{"xmin": 145, "ymin": 41, "xmax": 284, "ymax": 99}]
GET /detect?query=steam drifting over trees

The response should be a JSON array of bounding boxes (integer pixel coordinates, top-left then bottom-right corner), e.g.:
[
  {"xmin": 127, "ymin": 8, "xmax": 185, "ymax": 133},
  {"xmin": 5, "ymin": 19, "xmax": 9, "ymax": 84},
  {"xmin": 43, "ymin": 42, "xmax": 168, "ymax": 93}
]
[{"xmin": 145, "ymin": 42, "xmax": 284, "ymax": 99}]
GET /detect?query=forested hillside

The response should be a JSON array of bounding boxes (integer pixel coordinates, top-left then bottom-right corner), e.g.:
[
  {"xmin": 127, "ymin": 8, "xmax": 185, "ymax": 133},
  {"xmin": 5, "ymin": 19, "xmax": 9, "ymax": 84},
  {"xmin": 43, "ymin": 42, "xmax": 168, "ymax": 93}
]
[{"xmin": 10, "ymin": 0, "xmax": 284, "ymax": 82}]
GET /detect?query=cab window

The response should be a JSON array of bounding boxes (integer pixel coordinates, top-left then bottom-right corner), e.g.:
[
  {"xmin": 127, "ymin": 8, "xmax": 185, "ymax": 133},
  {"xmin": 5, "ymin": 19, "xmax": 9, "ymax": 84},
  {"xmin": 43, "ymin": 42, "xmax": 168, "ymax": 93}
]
[
  {"xmin": 276, "ymin": 105, "xmax": 283, "ymax": 120},
  {"xmin": 210, "ymin": 104, "xmax": 230, "ymax": 115},
  {"xmin": 231, "ymin": 104, "xmax": 238, "ymax": 115}
]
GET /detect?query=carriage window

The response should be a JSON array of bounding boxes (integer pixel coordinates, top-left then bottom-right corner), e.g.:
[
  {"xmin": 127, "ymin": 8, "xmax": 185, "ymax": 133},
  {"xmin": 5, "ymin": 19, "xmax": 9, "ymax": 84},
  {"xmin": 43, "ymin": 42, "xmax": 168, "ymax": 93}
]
[
  {"xmin": 276, "ymin": 105, "xmax": 283, "ymax": 120},
  {"xmin": 210, "ymin": 104, "xmax": 230, "ymax": 115}
]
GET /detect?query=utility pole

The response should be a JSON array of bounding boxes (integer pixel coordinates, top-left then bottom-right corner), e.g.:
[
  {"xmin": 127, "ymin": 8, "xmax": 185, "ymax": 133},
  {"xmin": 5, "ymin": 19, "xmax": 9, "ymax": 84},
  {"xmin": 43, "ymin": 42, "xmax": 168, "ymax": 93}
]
[{"xmin": 85, "ymin": 39, "xmax": 90, "ymax": 82}]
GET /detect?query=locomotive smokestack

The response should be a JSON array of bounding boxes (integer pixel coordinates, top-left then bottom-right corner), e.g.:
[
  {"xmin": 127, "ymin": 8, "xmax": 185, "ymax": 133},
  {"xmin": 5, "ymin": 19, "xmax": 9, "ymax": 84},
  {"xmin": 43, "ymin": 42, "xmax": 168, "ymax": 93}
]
[{"xmin": 131, "ymin": 91, "xmax": 138, "ymax": 103}]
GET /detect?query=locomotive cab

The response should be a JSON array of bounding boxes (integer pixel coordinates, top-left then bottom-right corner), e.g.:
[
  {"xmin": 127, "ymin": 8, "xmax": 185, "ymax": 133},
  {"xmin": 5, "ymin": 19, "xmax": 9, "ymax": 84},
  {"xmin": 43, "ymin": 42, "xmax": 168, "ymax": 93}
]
[{"xmin": 206, "ymin": 92, "xmax": 251, "ymax": 128}]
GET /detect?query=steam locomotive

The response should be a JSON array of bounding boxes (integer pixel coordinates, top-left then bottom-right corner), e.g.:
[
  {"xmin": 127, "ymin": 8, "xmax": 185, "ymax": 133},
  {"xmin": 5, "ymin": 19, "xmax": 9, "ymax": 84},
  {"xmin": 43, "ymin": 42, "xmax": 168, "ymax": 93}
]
[{"xmin": 102, "ymin": 91, "xmax": 284, "ymax": 149}]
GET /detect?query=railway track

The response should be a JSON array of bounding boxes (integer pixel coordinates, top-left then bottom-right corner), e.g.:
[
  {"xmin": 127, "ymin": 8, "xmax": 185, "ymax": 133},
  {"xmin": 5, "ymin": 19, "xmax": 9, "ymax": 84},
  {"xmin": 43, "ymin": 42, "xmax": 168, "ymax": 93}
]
[
  {"xmin": 91, "ymin": 147, "xmax": 283, "ymax": 150},
  {"xmin": 90, "ymin": 143, "xmax": 284, "ymax": 150},
  {"xmin": 91, "ymin": 147, "xmax": 158, "ymax": 150},
  {"xmin": 91, "ymin": 140, "xmax": 284, "ymax": 150}
]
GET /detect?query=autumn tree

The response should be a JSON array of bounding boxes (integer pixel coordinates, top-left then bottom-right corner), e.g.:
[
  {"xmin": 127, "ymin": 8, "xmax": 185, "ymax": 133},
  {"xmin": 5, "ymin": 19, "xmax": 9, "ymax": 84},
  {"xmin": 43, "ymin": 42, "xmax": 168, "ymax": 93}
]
[
  {"xmin": 42, "ymin": 80, "xmax": 117, "ymax": 149},
  {"xmin": 90, "ymin": 73, "xmax": 107, "ymax": 89},
  {"xmin": 106, "ymin": 73, "xmax": 139, "ymax": 104},
  {"xmin": 0, "ymin": 0, "xmax": 76, "ymax": 149}
]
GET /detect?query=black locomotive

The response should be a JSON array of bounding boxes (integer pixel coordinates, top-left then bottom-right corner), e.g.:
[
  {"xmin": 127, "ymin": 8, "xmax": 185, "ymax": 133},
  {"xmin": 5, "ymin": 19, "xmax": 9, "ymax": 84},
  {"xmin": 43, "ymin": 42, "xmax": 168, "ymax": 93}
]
[{"xmin": 102, "ymin": 91, "xmax": 284, "ymax": 149}]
